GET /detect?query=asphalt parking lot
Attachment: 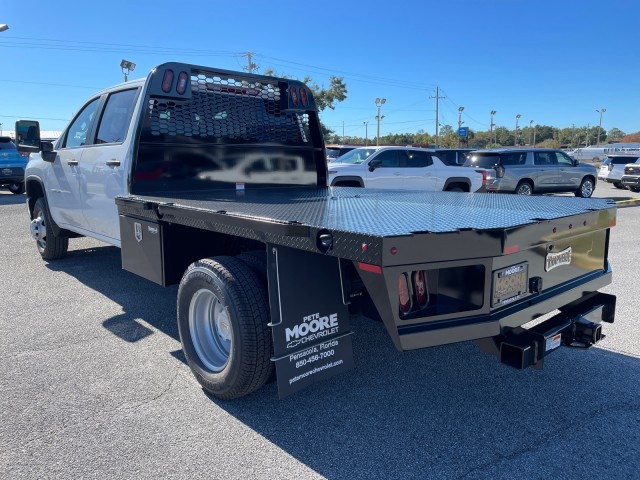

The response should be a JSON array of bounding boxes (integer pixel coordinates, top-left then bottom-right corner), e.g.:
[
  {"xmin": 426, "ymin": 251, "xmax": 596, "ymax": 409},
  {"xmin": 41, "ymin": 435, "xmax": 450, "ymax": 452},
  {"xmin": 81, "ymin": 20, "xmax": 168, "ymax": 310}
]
[{"xmin": 1, "ymin": 188, "xmax": 639, "ymax": 479}]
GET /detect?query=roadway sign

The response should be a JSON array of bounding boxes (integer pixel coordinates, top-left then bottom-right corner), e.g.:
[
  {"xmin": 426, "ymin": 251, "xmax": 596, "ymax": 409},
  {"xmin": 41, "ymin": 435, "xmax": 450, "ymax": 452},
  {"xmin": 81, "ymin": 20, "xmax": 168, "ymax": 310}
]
[{"xmin": 458, "ymin": 127, "xmax": 468, "ymax": 138}]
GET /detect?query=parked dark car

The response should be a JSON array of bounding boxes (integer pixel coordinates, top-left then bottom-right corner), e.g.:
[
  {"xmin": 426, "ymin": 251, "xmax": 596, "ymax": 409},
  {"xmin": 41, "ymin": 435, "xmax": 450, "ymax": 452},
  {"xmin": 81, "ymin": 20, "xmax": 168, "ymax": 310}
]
[
  {"xmin": 433, "ymin": 148, "xmax": 475, "ymax": 166},
  {"xmin": 0, "ymin": 136, "xmax": 27, "ymax": 194},
  {"xmin": 463, "ymin": 148, "xmax": 597, "ymax": 197}
]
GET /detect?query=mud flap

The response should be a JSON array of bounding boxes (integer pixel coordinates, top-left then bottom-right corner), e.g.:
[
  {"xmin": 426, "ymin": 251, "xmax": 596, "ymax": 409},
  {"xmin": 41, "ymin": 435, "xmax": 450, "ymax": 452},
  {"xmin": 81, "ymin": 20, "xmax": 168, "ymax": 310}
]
[{"xmin": 267, "ymin": 245, "xmax": 354, "ymax": 398}]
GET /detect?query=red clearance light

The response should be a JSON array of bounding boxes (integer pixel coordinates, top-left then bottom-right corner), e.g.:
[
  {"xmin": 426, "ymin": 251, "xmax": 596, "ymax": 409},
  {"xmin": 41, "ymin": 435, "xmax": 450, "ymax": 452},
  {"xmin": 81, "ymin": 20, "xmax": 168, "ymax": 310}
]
[
  {"xmin": 357, "ymin": 262, "xmax": 382, "ymax": 274},
  {"xmin": 413, "ymin": 271, "xmax": 429, "ymax": 308},
  {"xmin": 290, "ymin": 86, "xmax": 299, "ymax": 106},
  {"xmin": 300, "ymin": 87, "xmax": 309, "ymax": 107},
  {"xmin": 398, "ymin": 274, "xmax": 412, "ymax": 314},
  {"xmin": 504, "ymin": 244, "xmax": 519, "ymax": 254},
  {"xmin": 161, "ymin": 69, "xmax": 175, "ymax": 93},
  {"xmin": 176, "ymin": 71, "xmax": 189, "ymax": 95},
  {"xmin": 476, "ymin": 169, "xmax": 487, "ymax": 185}
]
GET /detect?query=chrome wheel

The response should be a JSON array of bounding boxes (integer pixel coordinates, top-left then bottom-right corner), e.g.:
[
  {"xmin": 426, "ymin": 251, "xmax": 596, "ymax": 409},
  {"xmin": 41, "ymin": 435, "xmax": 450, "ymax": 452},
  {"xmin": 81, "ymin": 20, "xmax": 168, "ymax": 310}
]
[
  {"xmin": 579, "ymin": 179, "xmax": 594, "ymax": 198},
  {"xmin": 188, "ymin": 288, "xmax": 232, "ymax": 372},
  {"xmin": 31, "ymin": 212, "xmax": 47, "ymax": 253},
  {"xmin": 515, "ymin": 182, "xmax": 533, "ymax": 195}
]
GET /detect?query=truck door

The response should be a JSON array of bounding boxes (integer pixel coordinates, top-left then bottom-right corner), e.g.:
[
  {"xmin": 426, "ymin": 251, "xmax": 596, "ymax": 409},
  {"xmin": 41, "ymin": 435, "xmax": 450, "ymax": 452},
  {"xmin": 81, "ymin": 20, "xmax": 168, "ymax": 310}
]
[
  {"xmin": 365, "ymin": 149, "xmax": 404, "ymax": 188},
  {"xmin": 403, "ymin": 150, "xmax": 439, "ymax": 190},
  {"xmin": 555, "ymin": 151, "xmax": 580, "ymax": 189},
  {"xmin": 533, "ymin": 151, "xmax": 560, "ymax": 190},
  {"xmin": 46, "ymin": 98, "xmax": 101, "ymax": 230},
  {"xmin": 80, "ymin": 88, "xmax": 139, "ymax": 242}
]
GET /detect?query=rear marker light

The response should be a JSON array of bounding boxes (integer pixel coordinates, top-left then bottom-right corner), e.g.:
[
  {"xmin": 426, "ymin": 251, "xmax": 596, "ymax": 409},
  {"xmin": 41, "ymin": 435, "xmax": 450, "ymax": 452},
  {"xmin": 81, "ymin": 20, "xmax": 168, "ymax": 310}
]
[
  {"xmin": 504, "ymin": 245, "xmax": 519, "ymax": 254},
  {"xmin": 161, "ymin": 69, "xmax": 175, "ymax": 93},
  {"xmin": 390, "ymin": 247, "xmax": 398, "ymax": 255},
  {"xmin": 362, "ymin": 243, "xmax": 368, "ymax": 252},
  {"xmin": 399, "ymin": 274, "xmax": 412, "ymax": 315},
  {"xmin": 176, "ymin": 71, "xmax": 188, "ymax": 95}
]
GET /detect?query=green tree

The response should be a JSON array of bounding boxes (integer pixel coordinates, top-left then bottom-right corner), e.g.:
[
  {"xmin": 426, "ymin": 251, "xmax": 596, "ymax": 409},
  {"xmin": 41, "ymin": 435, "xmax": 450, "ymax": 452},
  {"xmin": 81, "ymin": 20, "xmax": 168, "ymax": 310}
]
[{"xmin": 608, "ymin": 128, "xmax": 625, "ymax": 141}]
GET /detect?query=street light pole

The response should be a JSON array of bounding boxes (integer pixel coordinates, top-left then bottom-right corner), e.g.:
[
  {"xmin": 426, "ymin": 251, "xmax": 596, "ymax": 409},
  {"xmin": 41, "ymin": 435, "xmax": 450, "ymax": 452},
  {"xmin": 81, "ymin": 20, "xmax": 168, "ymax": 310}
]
[
  {"xmin": 533, "ymin": 123, "xmax": 537, "ymax": 148},
  {"xmin": 457, "ymin": 106, "xmax": 464, "ymax": 147},
  {"xmin": 490, "ymin": 110, "xmax": 496, "ymax": 147},
  {"xmin": 364, "ymin": 122, "xmax": 369, "ymax": 146},
  {"xmin": 529, "ymin": 120, "xmax": 533, "ymax": 146},
  {"xmin": 375, "ymin": 98, "xmax": 386, "ymax": 147},
  {"xmin": 596, "ymin": 108, "xmax": 606, "ymax": 145},
  {"xmin": 515, "ymin": 114, "xmax": 522, "ymax": 146},
  {"xmin": 120, "ymin": 59, "xmax": 136, "ymax": 82}
]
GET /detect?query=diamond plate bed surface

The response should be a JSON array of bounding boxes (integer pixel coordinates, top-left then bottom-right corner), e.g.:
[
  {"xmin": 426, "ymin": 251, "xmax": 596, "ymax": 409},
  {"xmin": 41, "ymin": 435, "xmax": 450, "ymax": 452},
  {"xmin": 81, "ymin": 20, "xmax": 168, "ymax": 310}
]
[{"xmin": 123, "ymin": 187, "xmax": 614, "ymax": 237}]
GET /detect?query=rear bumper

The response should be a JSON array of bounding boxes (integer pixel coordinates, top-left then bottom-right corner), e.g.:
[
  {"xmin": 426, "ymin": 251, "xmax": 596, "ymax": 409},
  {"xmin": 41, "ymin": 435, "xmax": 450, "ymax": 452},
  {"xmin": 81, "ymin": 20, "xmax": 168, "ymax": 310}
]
[{"xmin": 396, "ymin": 265, "xmax": 613, "ymax": 350}]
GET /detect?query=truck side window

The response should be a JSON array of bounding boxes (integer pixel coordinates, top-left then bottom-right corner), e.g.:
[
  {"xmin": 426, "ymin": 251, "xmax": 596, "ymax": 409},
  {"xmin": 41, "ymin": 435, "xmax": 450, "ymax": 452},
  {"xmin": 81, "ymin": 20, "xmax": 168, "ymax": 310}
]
[
  {"xmin": 63, "ymin": 98, "xmax": 100, "ymax": 149},
  {"xmin": 406, "ymin": 150, "xmax": 432, "ymax": 168},
  {"xmin": 555, "ymin": 152, "xmax": 574, "ymax": 166},
  {"xmin": 96, "ymin": 89, "xmax": 138, "ymax": 144},
  {"xmin": 375, "ymin": 150, "xmax": 400, "ymax": 167}
]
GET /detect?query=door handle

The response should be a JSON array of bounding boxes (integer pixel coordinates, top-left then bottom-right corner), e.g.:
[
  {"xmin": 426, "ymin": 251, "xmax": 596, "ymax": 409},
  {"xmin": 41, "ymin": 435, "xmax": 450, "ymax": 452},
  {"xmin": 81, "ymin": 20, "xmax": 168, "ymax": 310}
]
[
  {"xmin": 67, "ymin": 159, "xmax": 78, "ymax": 166},
  {"xmin": 106, "ymin": 159, "xmax": 121, "ymax": 167}
]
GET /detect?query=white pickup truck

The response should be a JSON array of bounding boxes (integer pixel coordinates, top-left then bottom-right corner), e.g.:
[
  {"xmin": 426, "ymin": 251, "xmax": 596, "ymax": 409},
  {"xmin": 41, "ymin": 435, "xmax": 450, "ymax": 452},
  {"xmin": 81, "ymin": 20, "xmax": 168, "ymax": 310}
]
[
  {"xmin": 327, "ymin": 146, "xmax": 486, "ymax": 192},
  {"xmin": 16, "ymin": 62, "xmax": 617, "ymax": 400}
]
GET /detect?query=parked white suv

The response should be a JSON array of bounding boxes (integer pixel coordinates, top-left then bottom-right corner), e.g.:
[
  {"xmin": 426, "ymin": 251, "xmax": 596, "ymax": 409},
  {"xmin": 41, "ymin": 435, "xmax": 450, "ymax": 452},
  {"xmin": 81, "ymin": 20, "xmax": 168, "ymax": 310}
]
[{"xmin": 327, "ymin": 146, "xmax": 485, "ymax": 192}]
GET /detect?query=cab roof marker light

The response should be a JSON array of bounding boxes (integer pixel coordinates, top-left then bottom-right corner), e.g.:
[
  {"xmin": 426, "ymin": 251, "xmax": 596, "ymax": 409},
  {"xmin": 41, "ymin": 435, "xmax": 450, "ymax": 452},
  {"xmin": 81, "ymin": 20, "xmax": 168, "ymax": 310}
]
[
  {"xmin": 176, "ymin": 71, "xmax": 189, "ymax": 95},
  {"xmin": 161, "ymin": 69, "xmax": 175, "ymax": 93}
]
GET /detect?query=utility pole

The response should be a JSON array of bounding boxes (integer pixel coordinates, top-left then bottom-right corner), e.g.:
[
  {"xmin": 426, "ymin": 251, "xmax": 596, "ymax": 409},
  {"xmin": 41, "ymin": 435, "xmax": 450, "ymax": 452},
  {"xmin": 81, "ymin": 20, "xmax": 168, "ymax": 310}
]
[
  {"xmin": 529, "ymin": 120, "xmax": 533, "ymax": 146},
  {"xmin": 585, "ymin": 123, "xmax": 590, "ymax": 146},
  {"xmin": 571, "ymin": 124, "xmax": 576, "ymax": 148},
  {"xmin": 242, "ymin": 52, "xmax": 259, "ymax": 73},
  {"xmin": 514, "ymin": 114, "xmax": 522, "ymax": 146},
  {"xmin": 430, "ymin": 86, "xmax": 445, "ymax": 148},
  {"xmin": 364, "ymin": 121, "xmax": 369, "ymax": 146},
  {"xmin": 342, "ymin": 121, "xmax": 345, "ymax": 144}
]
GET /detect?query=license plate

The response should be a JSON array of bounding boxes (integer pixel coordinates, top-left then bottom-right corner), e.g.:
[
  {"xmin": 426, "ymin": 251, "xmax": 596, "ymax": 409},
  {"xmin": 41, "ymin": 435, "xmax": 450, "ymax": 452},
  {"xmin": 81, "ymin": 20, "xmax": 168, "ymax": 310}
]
[{"xmin": 492, "ymin": 262, "xmax": 529, "ymax": 307}]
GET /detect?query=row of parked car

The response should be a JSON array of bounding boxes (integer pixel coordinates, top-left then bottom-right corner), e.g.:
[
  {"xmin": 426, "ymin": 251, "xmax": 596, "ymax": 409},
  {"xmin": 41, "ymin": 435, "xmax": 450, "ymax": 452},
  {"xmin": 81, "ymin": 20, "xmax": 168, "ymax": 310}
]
[
  {"xmin": 0, "ymin": 137, "xmax": 27, "ymax": 194},
  {"xmin": 327, "ymin": 145, "xmax": 600, "ymax": 197}
]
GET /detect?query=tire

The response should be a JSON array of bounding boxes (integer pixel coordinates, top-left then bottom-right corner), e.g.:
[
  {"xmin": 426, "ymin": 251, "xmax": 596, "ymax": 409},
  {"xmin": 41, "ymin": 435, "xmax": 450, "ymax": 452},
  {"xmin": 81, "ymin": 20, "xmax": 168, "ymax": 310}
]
[
  {"xmin": 237, "ymin": 250, "xmax": 267, "ymax": 282},
  {"xmin": 177, "ymin": 256, "xmax": 273, "ymax": 400},
  {"xmin": 8, "ymin": 182, "xmax": 25, "ymax": 194},
  {"xmin": 575, "ymin": 177, "xmax": 595, "ymax": 198},
  {"xmin": 629, "ymin": 187, "xmax": 640, "ymax": 193},
  {"xmin": 32, "ymin": 197, "xmax": 69, "ymax": 260},
  {"xmin": 515, "ymin": 181, "xmax": 533, "ymax": 195},
  {"xmin": 613, "ymin": 182, "xmax": 626, "ymax": 190}
]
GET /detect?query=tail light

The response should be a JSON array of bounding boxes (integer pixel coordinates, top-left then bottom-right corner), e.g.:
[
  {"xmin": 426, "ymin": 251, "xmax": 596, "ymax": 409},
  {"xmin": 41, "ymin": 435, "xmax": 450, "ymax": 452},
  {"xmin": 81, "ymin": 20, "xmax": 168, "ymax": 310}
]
[
  {"xmin": 495, "ymin": 165, "xmax": 505, "ymax": 178},
  {"xmin": 398, "ymin": 274, "xmax": 412, "ymax": 315},
  {"xmin": 413, "ymin": 271, "xmax": 429, "ymax": 308},
  {"xmin": 476, "ymin": 169, "xmax": 487, "ymax": 186},
  {"xmin": 300, "ymin": 87, "xmax": 309, "ymax": 107}
]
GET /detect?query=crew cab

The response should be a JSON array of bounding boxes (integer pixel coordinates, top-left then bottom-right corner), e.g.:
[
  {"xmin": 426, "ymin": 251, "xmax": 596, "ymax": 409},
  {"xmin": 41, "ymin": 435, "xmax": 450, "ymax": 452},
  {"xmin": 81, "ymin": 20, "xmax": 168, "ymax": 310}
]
[
  {"xmin": 17, "ymin": 63, "xmax": 617, "ymax": 401},
  {"xmin": 327, "ymin": 146, "xmax": 485, "ymax": 192}
]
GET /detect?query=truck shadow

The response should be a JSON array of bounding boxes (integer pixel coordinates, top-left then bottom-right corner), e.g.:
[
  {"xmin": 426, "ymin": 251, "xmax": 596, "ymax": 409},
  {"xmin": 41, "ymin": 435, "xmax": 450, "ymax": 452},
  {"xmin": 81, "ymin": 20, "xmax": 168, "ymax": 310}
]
[
  {"xmin": 44, "ymin": 244, "xmax": 179, "ymax": 343},
  {"xmin": 46, "ymin": 243, "xmax": 639, "ymax": 479},
  {"xmin": 0, "ymin": 192, "xmax": 27, "ymax": 206}
]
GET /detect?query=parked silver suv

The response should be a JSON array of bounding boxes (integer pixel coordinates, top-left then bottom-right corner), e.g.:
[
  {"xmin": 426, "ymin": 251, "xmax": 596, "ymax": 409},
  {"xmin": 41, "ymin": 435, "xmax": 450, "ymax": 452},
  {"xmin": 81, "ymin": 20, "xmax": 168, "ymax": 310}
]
[{"xmin": 463, "ymin": 148, "xmax": 597, "ymax": 197}]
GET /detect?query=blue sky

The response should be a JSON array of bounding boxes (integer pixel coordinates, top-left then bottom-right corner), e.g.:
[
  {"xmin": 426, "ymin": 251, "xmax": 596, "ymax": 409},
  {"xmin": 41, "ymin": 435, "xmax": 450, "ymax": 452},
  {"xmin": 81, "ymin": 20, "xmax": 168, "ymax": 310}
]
[{"xmin": 1, "ymin": 0, "xmax": 639, "ymax": 139}]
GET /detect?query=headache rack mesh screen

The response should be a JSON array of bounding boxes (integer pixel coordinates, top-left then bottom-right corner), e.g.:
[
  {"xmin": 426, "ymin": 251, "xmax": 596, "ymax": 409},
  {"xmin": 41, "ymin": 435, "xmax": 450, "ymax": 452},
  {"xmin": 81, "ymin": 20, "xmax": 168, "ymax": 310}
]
[{"xmin": 142, "ymin": 72, "xmax": 311, "ymax": 145}]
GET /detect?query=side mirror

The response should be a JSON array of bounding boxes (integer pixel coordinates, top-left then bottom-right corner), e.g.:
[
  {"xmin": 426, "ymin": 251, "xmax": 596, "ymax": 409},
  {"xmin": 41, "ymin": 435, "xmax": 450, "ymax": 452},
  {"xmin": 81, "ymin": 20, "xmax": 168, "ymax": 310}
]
[
  {"xmin": 15, "ymin": 119, "xmax": 41, "ymax": 154},
  {"xmin": 573, "ymin": 159, "xmax": 579, "ymax": 166},
  {"xmin": 368, "ymin": 159, "xmax": 382, "ymax": 172},
  {"xmin": 41, "ymin": 141, "xmax": 57, "ymax": 163}
]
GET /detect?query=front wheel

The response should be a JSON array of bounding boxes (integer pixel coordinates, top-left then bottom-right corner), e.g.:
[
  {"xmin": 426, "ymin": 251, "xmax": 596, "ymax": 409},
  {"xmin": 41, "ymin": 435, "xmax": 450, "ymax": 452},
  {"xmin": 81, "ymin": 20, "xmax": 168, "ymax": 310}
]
[
  {"xmin": 515, "ymin": 181, "xmax": 533, "ymax": 195},
  {"xmin": 8, "ymin": 182, "xmax": 25, "ymax": 194},
  {"xmin": 177, "ymin": 257, "xmax": 273, "ymax": 400},
  {"xmin": 629, "ymin": 186, "xmax": 640, "ymax": 193},
  {"xmin": 31, "ymin": 197, "xmax": 68, "ymax": 260},
  {"xmin": 575, "ymin": 178, "xmax": 595, "ymax": 198},
  {"xmin": 613, "ymin": 182, "xmax": 626, "ymax": 189}
]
